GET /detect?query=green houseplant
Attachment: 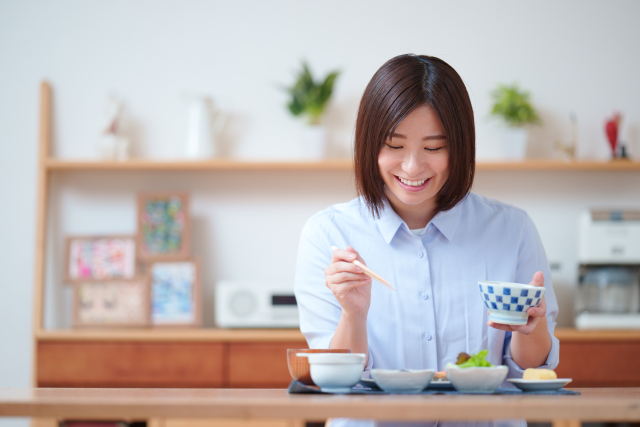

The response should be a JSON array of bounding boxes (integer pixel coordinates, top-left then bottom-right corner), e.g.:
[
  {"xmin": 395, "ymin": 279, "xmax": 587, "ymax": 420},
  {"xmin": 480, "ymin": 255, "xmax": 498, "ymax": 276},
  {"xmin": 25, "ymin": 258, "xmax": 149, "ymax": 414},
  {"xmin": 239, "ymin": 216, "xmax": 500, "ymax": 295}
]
[
  {"xmin": 284, "ymin": 61, "xmax": 340, "ymax": 126},
  {"xmin": 489, "ymin": 83, "xmax": 540, "ymax": 159},
  {"xmin": 283, "ymin": 61, "xmax": 340, "ymax": 159},
  {"xmin": 490, "ymin": 84, "xmax": 540, "ymax": 127}
]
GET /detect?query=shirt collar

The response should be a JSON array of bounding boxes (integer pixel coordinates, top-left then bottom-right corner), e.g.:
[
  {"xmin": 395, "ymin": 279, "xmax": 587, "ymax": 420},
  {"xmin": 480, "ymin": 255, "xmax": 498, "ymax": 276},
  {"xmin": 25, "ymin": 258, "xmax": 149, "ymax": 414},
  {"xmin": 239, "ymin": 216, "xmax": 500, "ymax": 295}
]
[
  {"xmin": 429, "ymin": 195, "xmax": 465, "ymax": 241},
  {"xmin": 375, "ymin": 195, "xmax": 466, "ymax": 244}
]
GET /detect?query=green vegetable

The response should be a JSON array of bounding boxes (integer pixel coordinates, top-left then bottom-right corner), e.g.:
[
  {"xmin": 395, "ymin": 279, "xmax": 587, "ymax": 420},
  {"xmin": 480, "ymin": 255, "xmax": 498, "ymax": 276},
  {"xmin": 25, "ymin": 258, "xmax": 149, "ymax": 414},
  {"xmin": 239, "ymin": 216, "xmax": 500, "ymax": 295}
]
[{"xmin": 456, "ymin": 350, "xmax": 493, "ymax": 368}]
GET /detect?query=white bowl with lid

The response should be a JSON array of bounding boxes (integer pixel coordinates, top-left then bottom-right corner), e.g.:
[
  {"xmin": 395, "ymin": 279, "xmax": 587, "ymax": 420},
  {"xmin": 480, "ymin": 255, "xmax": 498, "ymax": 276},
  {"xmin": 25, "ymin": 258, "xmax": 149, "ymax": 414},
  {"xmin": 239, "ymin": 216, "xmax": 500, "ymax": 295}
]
[{"xmin": 297, "ymin": 353, "xmax": 367, "ymax": 393}]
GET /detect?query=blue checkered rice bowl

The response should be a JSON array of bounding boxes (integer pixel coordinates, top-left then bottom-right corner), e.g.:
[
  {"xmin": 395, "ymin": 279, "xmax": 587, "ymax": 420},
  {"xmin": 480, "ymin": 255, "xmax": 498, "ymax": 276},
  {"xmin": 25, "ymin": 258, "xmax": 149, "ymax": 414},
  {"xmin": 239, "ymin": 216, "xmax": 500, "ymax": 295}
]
[{"xmin": 478, "ymin": 281, "xmax": 546, "ymax": 326}]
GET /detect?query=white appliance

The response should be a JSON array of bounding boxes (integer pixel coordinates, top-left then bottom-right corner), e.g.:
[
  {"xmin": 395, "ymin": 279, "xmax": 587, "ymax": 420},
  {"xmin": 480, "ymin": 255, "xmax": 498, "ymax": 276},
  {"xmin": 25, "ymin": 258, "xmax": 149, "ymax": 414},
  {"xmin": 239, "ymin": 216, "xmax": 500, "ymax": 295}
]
[
  {"xmin": 215, "ymin": 280, "xmax": 299, "ymax": 328},
  {"xmin": 575, "ymin": 210, "xmax": 640, "ymax": 329}
]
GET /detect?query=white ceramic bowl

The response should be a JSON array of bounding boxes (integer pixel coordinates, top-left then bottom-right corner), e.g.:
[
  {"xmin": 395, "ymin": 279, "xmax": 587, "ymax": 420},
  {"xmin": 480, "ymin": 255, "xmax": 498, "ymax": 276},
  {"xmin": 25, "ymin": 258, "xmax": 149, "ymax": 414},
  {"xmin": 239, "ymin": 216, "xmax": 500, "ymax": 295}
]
[
  {"xmin": 478, "ymin": 281, "xmax": 546, "ymax": 325},
  {"xmin": 446, "ymin": 365, "xmax": 508, "ymax": 393},
  {"xmin": 371, "ymin": 369, "xmax": 435, "ymax": 393},
  {"xmin": 297, "ymin": 353, "xmax": 366, "ymax": 393}
]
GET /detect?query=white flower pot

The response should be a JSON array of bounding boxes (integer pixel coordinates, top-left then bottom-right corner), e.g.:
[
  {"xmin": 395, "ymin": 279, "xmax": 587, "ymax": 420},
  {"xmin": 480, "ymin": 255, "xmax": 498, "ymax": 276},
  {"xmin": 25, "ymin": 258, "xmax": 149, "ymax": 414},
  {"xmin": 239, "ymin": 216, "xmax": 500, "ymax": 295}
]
[
  {"xmin": 301, "ymin": 126, "xmax": 327, "ymax": 159},
  {"xmin": 498, "ymin": 127, "xmax": 528, "ymax": 160}
]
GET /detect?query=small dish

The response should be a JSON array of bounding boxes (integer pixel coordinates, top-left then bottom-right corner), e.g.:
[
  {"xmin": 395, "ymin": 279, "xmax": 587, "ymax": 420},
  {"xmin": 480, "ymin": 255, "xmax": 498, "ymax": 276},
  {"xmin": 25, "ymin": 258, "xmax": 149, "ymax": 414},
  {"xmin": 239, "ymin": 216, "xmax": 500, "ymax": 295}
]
[
  {"xmin": 287, "ymin": 348, "xmax": 351, "ymax": 385},
  {"xmin": 297, "ymin": 353, "xmax": 366, "ymax": 393},
  {"xmin": 370, "ymin": 369, "xmax": 435, "ymax": 394},
  {"xmin": 478, "ymin": 281, "xmax": 546, "ymax": 326},
  {"xmin": 508, "ymin": 378, "xmax": 572, "ymax": 391},
  {"xmin": 446, "ymin": 365, "xmax": 508, "ymax": 393},
  {"xmin": 426, "ymin": 379, "xmax": 455, "ymax": 390}
]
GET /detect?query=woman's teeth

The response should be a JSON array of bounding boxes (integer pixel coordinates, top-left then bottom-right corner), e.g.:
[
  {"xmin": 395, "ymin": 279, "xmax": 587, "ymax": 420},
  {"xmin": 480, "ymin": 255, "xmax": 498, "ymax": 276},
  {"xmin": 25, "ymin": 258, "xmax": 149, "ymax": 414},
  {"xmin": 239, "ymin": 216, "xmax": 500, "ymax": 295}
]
[{"xmin": 398, "ymin": 177, "xmax": 428, "ymax": 187}]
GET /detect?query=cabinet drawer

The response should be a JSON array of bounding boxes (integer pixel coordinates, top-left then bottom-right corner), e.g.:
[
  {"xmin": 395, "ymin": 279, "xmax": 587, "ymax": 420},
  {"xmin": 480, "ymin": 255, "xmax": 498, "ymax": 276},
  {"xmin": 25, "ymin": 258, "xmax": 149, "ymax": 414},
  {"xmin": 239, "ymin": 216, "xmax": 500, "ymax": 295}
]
[
  {"xmin": 37, "ymin": 341, "xmax": 226, "ymax": 388},
  {"xmin": 228, "ymin": 342, "xmax": 307, "ymax": 388},
  {"xmin": 555, "ymin": 340, "xmax": 640, "ymax": 387}
]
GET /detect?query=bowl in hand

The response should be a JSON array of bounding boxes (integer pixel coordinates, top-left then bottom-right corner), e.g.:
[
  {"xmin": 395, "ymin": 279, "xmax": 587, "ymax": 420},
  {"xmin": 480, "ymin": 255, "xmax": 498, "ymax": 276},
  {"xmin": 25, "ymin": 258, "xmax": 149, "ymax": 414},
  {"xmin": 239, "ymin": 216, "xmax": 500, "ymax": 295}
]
[
  {"xmin": 478, "ymin": 281, "xmax": 546, "ymax": 326},
  {"xmin": 287, "ymin": 348, "xmax": 351, "ymax": 386},
  {"xmin": 296, "ymin": 352, "xmax": 366, "ymax": 393}
]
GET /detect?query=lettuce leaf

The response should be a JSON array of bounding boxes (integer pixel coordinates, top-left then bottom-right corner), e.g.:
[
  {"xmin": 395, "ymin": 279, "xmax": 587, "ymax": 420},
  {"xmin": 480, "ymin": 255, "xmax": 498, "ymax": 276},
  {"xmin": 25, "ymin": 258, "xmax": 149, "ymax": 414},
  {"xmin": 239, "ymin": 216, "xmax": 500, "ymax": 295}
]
[{"xmin": 456, "ymin": 350, "xmax": 493, "ymax": 368}]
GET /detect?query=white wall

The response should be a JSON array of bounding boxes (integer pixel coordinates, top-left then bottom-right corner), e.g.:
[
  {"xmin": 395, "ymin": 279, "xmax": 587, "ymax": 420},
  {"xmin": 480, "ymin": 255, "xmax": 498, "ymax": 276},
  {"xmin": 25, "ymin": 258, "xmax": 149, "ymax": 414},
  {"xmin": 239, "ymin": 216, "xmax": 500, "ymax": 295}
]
[{"xmin": 1, "ymin": 1, "xmax": 640, "ymax": 425}]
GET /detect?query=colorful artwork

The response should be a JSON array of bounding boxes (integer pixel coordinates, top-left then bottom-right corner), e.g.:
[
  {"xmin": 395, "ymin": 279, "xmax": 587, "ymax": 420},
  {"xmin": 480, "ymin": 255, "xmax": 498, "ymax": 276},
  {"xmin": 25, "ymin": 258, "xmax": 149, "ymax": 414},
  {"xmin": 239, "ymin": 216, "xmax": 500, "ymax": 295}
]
[
  {"xmin": 150, "ymin": 261, "xmax": 199, "ymax": 325},
  {"xmin": 67, "ymin": 236, "xmax": 136, "ymax": 282},
  {"xmin": 75, "ymin": 280, "xmax": 149, "ymax": 326},
  {"xmin": 138, "ymin": 194, "xmax": 189, "ymax": 259}
]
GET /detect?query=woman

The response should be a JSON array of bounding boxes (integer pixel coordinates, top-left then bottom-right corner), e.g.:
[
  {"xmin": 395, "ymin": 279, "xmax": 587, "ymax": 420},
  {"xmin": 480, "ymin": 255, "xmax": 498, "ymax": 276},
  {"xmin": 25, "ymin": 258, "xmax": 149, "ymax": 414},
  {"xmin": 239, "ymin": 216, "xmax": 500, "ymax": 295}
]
[{"xmin": 294, "ymin": 54, "xmax": 559, "ymax": 427}]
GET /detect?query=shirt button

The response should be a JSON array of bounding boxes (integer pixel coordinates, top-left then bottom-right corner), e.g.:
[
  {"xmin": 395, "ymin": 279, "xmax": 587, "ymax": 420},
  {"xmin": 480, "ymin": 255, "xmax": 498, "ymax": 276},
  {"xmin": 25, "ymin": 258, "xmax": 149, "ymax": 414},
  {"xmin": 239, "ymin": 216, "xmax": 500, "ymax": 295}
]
[
  {"xmin": 421, "ymin": 293, "xmax": 429, "ymax": 300},
  {"xmin": 425, "ymin": 333, "xmax": 432, "ymax": 340},
  {"xmin": 417, "ymin": 251, "xmax": 424, "ymax": 258}
]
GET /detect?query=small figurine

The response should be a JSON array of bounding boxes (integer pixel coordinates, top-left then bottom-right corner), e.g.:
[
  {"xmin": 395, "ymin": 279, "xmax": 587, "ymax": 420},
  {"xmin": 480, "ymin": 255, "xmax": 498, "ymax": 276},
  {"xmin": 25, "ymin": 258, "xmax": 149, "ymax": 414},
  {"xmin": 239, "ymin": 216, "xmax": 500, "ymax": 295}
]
[
  {"xmin": 555, "ymin": 113, "xmax": 578, "ymax": 160},
  {"xmin": 97, "ymin": 93, "xmax": 130, "ymax": 161},
  {"xmin": 605, "ymin": 112, "xmax": 622, "ymax": 159}
]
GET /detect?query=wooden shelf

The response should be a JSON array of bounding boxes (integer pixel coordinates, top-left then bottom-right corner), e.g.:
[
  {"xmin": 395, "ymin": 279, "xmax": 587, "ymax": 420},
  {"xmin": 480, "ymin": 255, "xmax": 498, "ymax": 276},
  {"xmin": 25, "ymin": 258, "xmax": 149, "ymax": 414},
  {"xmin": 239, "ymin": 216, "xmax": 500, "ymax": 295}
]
[
  {"xmin": 35, "ymin": 327, "xmax": 640, "ymax": 343},
  {"xmin": 45, "ymin": 158, "xmax": 353, "ymax": 171},
  {"xmin": 36, "ymin": 328, "xmax": 306, "ymax": 342},
  {"xmin": 44, "ymin": 158, "xmax": 640, "ymax": 172}
]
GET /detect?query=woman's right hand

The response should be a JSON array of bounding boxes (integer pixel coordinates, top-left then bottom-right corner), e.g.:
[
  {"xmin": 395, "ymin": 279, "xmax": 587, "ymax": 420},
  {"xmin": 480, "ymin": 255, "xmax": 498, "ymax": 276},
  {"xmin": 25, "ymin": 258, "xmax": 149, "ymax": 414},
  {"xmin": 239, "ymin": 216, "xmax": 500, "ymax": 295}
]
[{"xmin": 324, "ymin": 246, "xmax": 372, "ymax": 316}]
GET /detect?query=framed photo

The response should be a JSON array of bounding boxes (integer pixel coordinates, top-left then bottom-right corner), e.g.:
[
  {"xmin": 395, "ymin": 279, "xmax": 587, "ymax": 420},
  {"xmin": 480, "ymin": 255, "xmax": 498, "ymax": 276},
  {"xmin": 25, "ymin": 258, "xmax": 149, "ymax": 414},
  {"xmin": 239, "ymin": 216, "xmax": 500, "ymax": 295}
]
[
  {"xmin": 137, "ymin": 193, "xmax": 190, "ymax": 260},
  {"xmin": 65, "ymin": 235, "xmax": 137, "ymax": 283},
  {"xmin": 149, "ymin": 259, "xmax": 201, "ymax": 327},
  {"xmin": 73, "ymin": 279, "xmax": 150, "ymax": 328}
]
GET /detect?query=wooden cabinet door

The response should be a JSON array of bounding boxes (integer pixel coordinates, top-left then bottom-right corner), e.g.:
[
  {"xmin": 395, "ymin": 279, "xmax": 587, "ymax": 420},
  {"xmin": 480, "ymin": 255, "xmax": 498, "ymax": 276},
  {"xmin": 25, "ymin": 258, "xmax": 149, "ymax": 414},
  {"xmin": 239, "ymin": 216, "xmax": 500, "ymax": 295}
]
[
  {"xmin": 555, "ymin": 340, "xmax": 640, "ymax": 387},
  {"xmin": 228, "ymin": 342, "xmax": 307, "ymax": 388},
  {"xmin": 38, "ymin": 341, "xmax": 226, "ymax": 388}
]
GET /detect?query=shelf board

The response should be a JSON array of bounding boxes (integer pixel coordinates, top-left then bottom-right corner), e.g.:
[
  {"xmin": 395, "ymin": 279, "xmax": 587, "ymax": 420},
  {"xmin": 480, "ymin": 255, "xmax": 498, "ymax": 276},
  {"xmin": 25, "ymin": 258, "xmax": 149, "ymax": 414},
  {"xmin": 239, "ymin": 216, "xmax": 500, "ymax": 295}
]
[
  {"xmin": 44, "ymin": 158, "xmax": 640, "ymax": 172},
  {"xmin": 35, "ymin": 327, "xmax": 640, "ymax": 343},
  {"xmin": 45, "ymin": 158, "xmax": 353, "ymax": 171},
  {"xmin": 35, "ymin": 328, "xmax": 306, "ymax": 342}
]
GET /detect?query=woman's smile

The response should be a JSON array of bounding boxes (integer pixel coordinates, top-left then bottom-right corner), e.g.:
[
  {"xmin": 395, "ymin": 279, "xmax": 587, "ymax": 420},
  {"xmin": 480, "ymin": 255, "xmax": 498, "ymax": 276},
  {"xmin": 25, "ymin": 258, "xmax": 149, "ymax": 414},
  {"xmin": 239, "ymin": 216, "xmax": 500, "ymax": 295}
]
[{"xmin": 395, "ymin": 175, "xmax": 432, "ymax": 191}]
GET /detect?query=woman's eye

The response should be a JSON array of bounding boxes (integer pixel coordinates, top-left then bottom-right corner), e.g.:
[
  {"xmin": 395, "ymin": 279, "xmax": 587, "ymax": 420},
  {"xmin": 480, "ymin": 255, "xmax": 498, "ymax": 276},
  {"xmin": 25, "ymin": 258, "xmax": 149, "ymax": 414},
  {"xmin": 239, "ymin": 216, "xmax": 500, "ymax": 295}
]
[
  {"xmin": 385, "ymin": 143, "xmax": 402, "ymax": 150},
  {"xmin": 425, "ymin": 147, "xmax": 443, "ymax": 152}
]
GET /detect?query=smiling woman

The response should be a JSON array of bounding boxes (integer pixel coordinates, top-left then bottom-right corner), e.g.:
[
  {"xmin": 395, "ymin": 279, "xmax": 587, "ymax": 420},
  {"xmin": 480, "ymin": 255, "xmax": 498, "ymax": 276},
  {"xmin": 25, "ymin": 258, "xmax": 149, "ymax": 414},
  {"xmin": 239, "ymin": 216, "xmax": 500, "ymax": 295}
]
[{"xmin": 294, "ymin": 54, "xmax": 559, "ymax": 427}]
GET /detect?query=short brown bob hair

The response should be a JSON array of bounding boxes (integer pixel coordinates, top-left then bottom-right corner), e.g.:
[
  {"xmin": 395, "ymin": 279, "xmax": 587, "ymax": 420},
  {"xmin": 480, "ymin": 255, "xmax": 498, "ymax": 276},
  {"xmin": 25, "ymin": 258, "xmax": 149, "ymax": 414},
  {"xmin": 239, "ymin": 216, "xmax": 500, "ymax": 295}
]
[{"xmin": 354, "ymin": 54, "xmax": 475, "ymax": 218}]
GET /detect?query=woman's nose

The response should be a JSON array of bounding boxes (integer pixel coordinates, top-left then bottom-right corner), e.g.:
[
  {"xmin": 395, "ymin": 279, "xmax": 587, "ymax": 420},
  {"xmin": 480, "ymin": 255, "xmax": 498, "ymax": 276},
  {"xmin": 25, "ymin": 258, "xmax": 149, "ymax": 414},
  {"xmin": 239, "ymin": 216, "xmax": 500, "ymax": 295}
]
[{"xmin": 401, "ymin": 151, "xmax": 425, "ymax": 176}]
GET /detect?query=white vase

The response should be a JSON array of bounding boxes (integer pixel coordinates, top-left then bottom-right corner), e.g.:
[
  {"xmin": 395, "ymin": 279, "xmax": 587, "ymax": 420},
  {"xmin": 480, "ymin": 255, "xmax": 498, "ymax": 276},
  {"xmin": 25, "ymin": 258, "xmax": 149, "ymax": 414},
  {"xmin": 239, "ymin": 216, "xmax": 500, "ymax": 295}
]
[
  {"xmin": 301, "ymin": 125, "xmax": 327, "ymax": 159},
  {"xmin": 498, "ymin": 127, "xmax": 528, "ymax": 160},
  {"xmin": 186, "ymin": 96, "xmax": 214, "ymax": 158}
]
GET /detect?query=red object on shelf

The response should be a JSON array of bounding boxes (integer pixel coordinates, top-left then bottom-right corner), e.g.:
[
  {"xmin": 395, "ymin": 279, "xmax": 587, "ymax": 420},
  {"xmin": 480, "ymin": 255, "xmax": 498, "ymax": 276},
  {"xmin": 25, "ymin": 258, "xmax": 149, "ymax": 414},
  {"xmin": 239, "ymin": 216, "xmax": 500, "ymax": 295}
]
[{"xmin": 605, "ymin": 113, "xmax": 622, "ymax": 158}]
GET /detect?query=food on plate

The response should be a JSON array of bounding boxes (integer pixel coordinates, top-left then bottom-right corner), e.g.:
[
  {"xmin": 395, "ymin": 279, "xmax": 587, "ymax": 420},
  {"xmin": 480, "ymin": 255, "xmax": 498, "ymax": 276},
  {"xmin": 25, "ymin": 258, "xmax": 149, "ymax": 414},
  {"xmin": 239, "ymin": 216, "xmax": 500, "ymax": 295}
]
[
  {"xmin": 523, "ymin": 368, "xmax": 557, "ymax": 380},
  {"xmin": 433, "ymin": 371, "xmax": 447, "ymax": 380},
  {"xmin": 455, "ymin": 350, "xmax": 493, "ymax": 368}
]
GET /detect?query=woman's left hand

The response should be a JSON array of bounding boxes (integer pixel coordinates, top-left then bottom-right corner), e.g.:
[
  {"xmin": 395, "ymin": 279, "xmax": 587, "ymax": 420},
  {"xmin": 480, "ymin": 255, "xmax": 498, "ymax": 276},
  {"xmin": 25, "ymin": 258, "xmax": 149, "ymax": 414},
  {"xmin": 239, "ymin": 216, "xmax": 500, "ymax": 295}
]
[{"xmin": 487, "ymin": 271, "xmax": 546, "ymax": 335}]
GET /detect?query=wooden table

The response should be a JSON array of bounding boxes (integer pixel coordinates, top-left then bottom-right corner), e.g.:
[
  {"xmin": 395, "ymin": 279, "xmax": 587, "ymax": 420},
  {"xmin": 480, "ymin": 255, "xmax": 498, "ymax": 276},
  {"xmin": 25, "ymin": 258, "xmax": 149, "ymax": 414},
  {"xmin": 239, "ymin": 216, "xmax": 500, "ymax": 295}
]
[{"xmin": 1, "ymin": 388, "xmax": 640, "ymax": 427}]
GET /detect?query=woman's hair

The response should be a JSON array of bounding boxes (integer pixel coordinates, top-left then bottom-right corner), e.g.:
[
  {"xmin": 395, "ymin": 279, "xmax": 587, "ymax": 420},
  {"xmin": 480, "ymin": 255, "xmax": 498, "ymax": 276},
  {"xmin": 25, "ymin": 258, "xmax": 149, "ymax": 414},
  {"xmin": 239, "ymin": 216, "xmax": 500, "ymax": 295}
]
[{"xmin": 354, "ymin": 54, "xmax": 475, "ymax": 218}]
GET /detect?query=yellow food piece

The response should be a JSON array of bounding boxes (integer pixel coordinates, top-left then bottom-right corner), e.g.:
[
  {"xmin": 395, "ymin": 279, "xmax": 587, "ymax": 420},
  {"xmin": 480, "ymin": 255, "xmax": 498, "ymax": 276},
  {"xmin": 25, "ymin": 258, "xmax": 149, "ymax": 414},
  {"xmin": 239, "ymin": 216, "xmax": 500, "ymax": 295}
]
[{"xmin": 523, "ymin": 368, "xmax": 557, "ymax": 380}]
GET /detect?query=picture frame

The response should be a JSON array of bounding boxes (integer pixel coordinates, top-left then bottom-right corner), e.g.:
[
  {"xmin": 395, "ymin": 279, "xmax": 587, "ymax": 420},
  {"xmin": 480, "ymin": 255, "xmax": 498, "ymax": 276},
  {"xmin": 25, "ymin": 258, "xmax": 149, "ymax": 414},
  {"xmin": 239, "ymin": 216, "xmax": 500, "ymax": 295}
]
[
  {"xmin": 137, "ymin": 192, "xmax": 190, "ymax": 260},
  {"xmin": 65, "ymin": 235, "xmax": 137, "ymax": 283},
  {"xmin": 73, "ymin": 278, "xmax": 150, "ymax": 328},
  {"xmin": 149, "ymin": 259, "xmax": 201, "ymax": 327}
]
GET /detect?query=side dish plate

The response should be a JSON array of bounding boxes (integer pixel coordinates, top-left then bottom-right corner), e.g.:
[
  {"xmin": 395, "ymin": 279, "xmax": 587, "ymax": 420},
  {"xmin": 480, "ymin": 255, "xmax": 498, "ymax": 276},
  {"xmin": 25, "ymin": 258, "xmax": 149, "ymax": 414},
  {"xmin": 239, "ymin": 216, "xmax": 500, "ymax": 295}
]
[{"xmin": 507, "ymin": 378, "xmax": 572, "ymax": 391}]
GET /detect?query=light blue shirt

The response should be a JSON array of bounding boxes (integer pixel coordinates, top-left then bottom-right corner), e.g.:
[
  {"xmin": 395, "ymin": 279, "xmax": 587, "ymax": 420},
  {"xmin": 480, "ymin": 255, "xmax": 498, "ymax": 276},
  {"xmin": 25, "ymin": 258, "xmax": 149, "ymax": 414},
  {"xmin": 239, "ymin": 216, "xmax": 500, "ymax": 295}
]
[{"xmin": 294, "ymin": 193, "xmax": 559, "ymax": 427}]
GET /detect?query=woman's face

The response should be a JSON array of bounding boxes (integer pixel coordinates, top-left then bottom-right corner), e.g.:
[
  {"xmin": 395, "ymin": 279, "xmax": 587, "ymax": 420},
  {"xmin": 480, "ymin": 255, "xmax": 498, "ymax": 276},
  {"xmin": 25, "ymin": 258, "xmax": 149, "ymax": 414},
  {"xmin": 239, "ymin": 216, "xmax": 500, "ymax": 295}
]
[{"xmin": 377, "ymin": 105, "xmax": 450, "ymax": 217}]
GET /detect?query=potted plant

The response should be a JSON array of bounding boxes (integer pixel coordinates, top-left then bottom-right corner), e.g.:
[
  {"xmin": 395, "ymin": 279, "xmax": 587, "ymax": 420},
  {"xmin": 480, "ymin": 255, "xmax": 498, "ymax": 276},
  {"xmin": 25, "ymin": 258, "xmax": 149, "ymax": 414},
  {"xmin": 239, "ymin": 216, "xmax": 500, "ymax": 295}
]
[
  {"xmin": 490, "ymin": 83, "xmax": 540, "ymax": 159},
  {"xmin": 283, "ymin": 61, "xmax": 340, "ymax": 158}
]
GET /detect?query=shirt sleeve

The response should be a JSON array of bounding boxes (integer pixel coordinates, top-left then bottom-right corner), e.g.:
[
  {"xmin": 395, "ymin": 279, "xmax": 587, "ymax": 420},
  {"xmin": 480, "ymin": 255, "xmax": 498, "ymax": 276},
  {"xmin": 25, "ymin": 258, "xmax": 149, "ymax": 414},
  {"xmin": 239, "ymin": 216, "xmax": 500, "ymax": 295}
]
[
  {"xmin": 503, "ymin": 212, "xmax": 560, "ymax": 377},
  {"xmin": 294, "ymin": 214, "xmax": 342, "ymax": 346},
  {"xmin": 294, "ymin": 213, "xmax": 375, "ymax": 370}
]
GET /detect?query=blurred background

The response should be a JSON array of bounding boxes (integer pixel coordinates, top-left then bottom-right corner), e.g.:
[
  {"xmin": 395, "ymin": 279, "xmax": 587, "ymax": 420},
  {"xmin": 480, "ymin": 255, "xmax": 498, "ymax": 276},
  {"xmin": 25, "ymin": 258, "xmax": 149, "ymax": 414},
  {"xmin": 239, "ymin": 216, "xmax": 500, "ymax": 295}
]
[{"xmin": 1, "ymin": 1, "xmax": 640, "ymax": 426}]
